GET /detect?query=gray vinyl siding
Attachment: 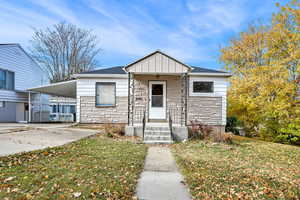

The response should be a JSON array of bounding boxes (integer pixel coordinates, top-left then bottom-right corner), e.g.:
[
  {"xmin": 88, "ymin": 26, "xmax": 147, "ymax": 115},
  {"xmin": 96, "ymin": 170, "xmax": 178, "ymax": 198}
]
[
  {"xmin": 0, "ymin": 44, "xmax": 48, "ymax": 102},
  {"xmin": 0, "ymin": 101, "xmax": 16, "ymax": 122}
]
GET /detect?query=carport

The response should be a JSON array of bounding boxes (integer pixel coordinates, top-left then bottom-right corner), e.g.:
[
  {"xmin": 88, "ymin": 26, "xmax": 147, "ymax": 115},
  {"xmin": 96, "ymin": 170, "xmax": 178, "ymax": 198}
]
[{"xmin": 27, "ymin": 80, "xmax": 77, "ymax": 122}]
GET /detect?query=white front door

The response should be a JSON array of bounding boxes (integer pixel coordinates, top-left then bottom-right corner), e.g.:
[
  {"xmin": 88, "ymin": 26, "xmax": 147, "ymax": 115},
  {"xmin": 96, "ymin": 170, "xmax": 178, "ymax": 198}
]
[{"xmin": 149, "ymin": 81, "xmax": 166, "ymax": 120}]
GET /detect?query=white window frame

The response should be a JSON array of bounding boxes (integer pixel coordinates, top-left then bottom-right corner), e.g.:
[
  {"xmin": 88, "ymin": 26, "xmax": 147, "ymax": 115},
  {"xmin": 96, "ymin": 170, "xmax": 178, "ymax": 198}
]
[
  {"xmin": 191, "ymin": 80, "xmax": 215, "ymax": 95},
  {"xmin": 192, "ymin": 80, "xmax": 215, "ymax": 94}
]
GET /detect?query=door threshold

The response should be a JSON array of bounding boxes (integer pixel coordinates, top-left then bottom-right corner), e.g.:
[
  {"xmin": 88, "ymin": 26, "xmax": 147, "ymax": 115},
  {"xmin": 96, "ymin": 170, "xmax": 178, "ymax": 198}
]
[{"xmin": 148, "ymin": 119, "xmax": 167, "ymax": 123}]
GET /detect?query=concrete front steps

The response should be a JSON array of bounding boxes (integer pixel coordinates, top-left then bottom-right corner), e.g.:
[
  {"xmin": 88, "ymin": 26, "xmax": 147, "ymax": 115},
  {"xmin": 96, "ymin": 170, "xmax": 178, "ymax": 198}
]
[{"xmin": 143, "ymin": 125, "xmax": 173, "ymax": 144}]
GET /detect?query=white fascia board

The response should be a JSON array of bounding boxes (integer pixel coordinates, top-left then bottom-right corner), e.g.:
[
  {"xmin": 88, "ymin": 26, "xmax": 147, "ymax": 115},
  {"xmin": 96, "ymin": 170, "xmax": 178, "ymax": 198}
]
[{"xmin": 189, "ymin": 73, "xmax": 232, "ymax": 77}]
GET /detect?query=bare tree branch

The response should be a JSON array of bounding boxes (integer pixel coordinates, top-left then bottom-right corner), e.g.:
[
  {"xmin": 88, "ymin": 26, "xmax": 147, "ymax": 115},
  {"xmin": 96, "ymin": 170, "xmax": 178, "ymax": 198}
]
[{"xmin": 29, "ymin": 22, "xmax": 101, "ymax": 83}]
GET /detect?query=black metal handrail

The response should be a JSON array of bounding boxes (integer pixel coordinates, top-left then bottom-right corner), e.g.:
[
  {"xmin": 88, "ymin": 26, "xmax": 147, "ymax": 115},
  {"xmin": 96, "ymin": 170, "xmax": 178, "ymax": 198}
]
[
  {"xmin": 134, "ymin": 106, "xmax": 146, "ymax": 124},
  {"xmin": 168, "ymin": 106, "xmax": 183, "ymax": 125},
  {"xmin": 168, "ymin": 110, "xmax": 175, "ymax": 141}
]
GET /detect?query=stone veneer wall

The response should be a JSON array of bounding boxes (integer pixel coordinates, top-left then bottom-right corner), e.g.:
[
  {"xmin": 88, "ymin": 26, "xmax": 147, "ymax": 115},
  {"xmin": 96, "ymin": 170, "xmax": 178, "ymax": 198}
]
[
  {"xmin": 133, "ymin": 75, "xmax": 182, "ymax": 123},
  {"xmin": 187, "ymin": 96, "xmax": 222, "ymax": 125},
  {"xmin": 80, "ymin": 96, "xmax": 128, "ymax": 123}
]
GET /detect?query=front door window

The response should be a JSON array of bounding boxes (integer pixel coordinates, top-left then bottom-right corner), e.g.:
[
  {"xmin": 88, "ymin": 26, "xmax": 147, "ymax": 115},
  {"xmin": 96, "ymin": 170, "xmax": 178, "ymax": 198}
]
[{"xmin": 151, "ymin": 84, "xmax": 163, "ymax": 107}]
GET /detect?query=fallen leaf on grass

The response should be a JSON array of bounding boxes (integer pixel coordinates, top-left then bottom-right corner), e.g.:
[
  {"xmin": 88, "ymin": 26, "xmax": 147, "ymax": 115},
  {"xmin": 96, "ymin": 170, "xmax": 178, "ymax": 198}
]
[
  {"xmin": 4, "ymin": 176, "xmax": 16, "ymax": 182},
  {"xmin": 180, "ymin": 180, "xmax": 186, "ymax": 185},
  {"xmin": 73, "ymin": 192, "xmax": 82, "ymax": 198}
]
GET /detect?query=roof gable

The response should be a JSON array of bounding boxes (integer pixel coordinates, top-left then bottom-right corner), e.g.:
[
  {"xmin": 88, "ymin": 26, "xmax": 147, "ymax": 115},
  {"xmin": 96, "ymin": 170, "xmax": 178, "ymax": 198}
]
[{"xmin": 124, "ymin": 50, "xmax": 192, "ymax": 73}]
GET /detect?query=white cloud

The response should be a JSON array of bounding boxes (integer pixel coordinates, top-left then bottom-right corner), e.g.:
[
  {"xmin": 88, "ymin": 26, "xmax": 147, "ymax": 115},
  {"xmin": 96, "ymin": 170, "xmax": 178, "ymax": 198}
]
[
  {"xmin": 183, "ymin": 0, "xmax": 247, "ymax": 38},
  {"xmin": 28, "ymin": 0, "xmax": 79, "ymax": 24},
  {"xmin": 84, "ymin": 0, "xmax": 212, "ymax": 62},
  {"xmin": 0, "ymin": 0, "xmax": 56, "ymax": 25},
  {"xmin": 93, "ymin": 25, "xmax": 151, "ymax": 57},
  {"xmin": 0, "ymin": 0, "xmax": 258, "ymax": 67},
  {"xmin": 0, "ymin": 0, "xmax": 58, "ymax": 44}
]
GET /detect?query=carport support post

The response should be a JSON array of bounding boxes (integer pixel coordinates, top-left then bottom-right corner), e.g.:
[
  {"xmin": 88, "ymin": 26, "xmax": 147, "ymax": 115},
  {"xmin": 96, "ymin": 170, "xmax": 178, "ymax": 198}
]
[
  {"xmin": 39, "ymin": 92, "xmax": 42, "ymax": 122},
  {"xmin": 28, "ymin": 91, "xmax": 31, "ymax": 123}
]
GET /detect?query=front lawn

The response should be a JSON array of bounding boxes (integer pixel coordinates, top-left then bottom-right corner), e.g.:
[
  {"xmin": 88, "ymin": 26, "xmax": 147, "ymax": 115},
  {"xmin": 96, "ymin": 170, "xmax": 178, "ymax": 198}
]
[
  {"xmin": 0, "ymin": 135, "xmax": 147, "ymax": 200},
  {"xmin": 172, "ymin": 136, "xmax": 300, "ymax": 199}
]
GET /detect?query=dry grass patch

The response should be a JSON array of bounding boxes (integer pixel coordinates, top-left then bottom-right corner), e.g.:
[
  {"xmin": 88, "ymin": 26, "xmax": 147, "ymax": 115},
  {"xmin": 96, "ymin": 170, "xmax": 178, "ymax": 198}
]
[{"xmin": 172, "ymin": 136, "xmax": 300, "ymax": 199}]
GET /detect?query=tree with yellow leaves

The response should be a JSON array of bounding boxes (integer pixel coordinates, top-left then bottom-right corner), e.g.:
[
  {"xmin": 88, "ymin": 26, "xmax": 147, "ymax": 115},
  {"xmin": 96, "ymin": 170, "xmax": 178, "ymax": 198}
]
[{"xmin": 220, "ymin": 0, "xmax": 300, "ymax": 144}]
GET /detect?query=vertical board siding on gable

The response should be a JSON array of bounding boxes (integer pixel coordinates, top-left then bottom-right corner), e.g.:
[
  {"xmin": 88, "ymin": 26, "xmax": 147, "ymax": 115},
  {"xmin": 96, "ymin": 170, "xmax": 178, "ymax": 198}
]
[
  {"xmin": 127, "ymin": 52, "xmax": 188, "ymax": 73},
  {"xmin": 189, "ymin": 76, "xmax": 228, "ymax": 125}
]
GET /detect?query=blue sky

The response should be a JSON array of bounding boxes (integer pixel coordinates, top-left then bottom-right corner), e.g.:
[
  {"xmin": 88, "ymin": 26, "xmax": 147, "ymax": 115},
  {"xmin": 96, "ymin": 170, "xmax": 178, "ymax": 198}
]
[{"xmin": 0, "ymin": 0, "xmax": 290, "ymax": 70}]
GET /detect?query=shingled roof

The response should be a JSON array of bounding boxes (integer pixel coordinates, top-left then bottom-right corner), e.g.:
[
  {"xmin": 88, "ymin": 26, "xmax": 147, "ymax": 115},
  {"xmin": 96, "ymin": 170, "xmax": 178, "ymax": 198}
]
[
  {"xmin": 79, "ymin": 66, "xmax": 126, "ymax": 74},
  {"xmin": 79, "ymin": 66, "xmax": 226, "ymax": 74},
  {"xmin": 191, "ymin": 66, "xmax": 227, "ymax": 73}
]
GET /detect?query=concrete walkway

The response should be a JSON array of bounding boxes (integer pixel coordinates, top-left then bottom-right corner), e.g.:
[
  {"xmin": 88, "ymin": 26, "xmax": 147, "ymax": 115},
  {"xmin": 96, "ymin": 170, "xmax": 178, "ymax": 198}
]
[{"xmin": 136, "ymin": 146, "xmax": 191, "ymax": 200}]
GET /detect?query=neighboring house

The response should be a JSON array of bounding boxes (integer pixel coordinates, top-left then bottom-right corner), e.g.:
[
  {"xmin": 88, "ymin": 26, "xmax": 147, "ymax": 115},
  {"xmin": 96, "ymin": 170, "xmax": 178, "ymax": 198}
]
[
  {"xmin": 49, "ymin": 96, "xmax": 76, "ymax": 122},
  {"xmin": 0, "ymin": 44, "xmax": 49, "ymax": 122},
  {"xmin": 30, "ymin": 50, "xmax": 231, "ymax": 143}
]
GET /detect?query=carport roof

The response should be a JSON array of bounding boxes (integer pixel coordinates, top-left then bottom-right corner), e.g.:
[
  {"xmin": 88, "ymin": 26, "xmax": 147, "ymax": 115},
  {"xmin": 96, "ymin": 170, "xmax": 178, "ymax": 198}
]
[{"xmin": 28, "ymin": 80, "xmax": 76, "ymax": 98}]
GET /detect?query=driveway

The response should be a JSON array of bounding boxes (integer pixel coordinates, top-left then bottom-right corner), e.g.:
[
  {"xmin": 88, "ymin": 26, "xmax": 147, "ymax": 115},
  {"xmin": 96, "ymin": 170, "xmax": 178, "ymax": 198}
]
[{"xmin": 0, "ymin": 123, "xmax": 99, "ymax": 156}]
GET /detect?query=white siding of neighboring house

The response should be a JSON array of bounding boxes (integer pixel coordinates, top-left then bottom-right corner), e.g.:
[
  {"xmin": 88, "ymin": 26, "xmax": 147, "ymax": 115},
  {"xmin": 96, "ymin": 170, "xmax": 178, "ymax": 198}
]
[
  {"xmin": 0, "ymin": 44, "xmax": 48, "ymax": 102},
  {"xmin": 189, "ymin": 76, "xmax": 228, "ymax": 125},
  {"xmin": 76, "ymin": 78, "xmax": 128, "ymax": 122},
  {"xmin": 0, "ymin": 90, "xmax": 27, "ymax": 102},
  {"xmin": 0, "ymin": 44, "xmax": 49, "ymax": 122}
]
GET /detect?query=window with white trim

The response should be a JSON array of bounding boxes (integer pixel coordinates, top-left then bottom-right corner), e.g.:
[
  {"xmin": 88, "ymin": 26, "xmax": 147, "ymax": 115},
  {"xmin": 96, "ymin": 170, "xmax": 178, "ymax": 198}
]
[
  {"xmin": 0, "ymin": 68, "xmax": 14, "ymax": 90},
  {"xmin": 96, "ymin": 82, "xmax": 116, "ymax": 106},
  {"xmin": 193, "ymin": 81, "xmax": 214, "ymax": 93}
]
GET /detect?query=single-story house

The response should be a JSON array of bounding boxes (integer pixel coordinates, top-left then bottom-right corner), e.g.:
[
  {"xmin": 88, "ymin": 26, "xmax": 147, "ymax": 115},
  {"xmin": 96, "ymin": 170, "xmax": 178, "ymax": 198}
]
[{"xmin": 29, "ymin": 50, "xmax": 231, "ymax": 143}]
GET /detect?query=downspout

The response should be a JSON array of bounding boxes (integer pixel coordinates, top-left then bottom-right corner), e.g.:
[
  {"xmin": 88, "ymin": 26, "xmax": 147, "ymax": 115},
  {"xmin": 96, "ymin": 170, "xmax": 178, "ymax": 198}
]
[
  {"xmin": 131, "ymin": 75, "xmax": 135, "ymax": 126},
  {"xmin": 28, "ymin": 91, "xmax": 31, "ymax": 123},
  {"xmin": 128, "ymin": 72, "xmax": 130, "ymax": 125},
  {"xmin": 39, "ymin": 92, "xmax": 42, "ymax": 122},
  {"xmin": 185, "ymin": 73, "xmax": 188, "ymax": 126}
]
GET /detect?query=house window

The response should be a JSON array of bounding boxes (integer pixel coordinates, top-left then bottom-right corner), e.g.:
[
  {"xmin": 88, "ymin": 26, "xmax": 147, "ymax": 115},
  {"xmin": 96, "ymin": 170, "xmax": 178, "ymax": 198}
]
[
  {"xmin": 0, "ymin": 101, "xmax": 5, "ymax": 108},
  {"xmin": 0, "ymin": 69, "xmax": 14, "ymax": 90},
  {"xmin": 96, "ymin": 82, "xmax": 116, "ymax": 106},
  {"xmin": 0, "ymin": 69, "xmax": 6, "ymax": 89},
  {"xmin": 70, "ymin": 105, "xmax": 76, "ymax": 113},
  {"xmin": 193, "ymin": 81, "xmax": 214, "ymax": 93},
  {"xmin": 51, "ymin": 105, "xmax": 57, "ymax": 113},
  {"xmin": 6, "ymin": 71, "xmax": 14, "ymax": 90}
]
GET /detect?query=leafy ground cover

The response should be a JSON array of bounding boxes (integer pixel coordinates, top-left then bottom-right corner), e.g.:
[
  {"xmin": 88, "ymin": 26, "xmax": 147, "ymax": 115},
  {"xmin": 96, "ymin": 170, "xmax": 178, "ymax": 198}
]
[
  {"xmin": 0, "ymin": 135, "xmax": 147, "ymax": 200},
  {"xmin": 172, "ymin": 136, "xmax": 300, "ymax": 199}
]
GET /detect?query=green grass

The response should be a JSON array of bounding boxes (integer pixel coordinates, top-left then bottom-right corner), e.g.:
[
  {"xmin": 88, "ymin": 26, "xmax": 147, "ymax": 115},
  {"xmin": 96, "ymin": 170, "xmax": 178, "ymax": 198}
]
[
  {"xmin": 172, "ymin": 136, "xmax": 300, "ymax": 200},
  {"xmin": 0, "ymin": 135, "xmax": 147, "ymax": 200}
]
